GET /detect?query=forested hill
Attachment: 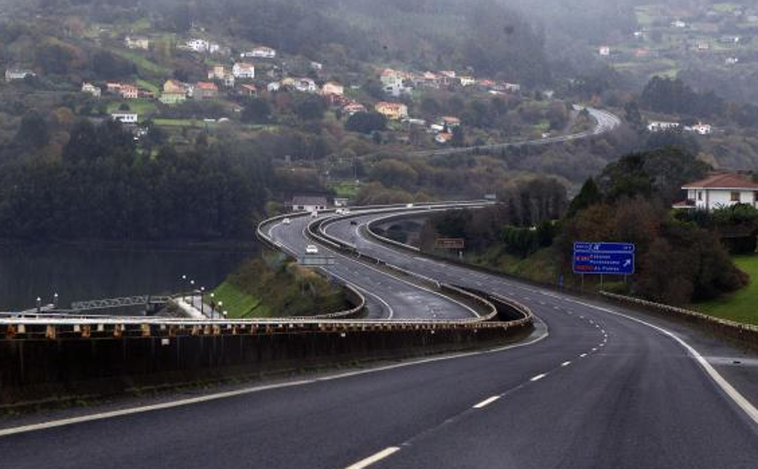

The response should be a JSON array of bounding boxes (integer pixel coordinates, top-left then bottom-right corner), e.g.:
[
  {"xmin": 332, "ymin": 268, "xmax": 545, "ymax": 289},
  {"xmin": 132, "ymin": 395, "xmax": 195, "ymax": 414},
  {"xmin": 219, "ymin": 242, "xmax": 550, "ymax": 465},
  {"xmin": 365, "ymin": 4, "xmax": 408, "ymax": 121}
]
[{"xmin": 28, "ymin": 0, "xmax": 551, "ymax": 85}]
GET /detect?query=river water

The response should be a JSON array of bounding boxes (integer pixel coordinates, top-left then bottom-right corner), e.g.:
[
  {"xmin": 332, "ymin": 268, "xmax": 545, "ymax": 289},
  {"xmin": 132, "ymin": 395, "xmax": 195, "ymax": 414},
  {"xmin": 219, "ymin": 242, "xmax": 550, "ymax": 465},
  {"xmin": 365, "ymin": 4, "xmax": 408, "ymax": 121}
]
[{"xmin": 0, "ymin": 243, "xmax": 253, "ymax": 311}]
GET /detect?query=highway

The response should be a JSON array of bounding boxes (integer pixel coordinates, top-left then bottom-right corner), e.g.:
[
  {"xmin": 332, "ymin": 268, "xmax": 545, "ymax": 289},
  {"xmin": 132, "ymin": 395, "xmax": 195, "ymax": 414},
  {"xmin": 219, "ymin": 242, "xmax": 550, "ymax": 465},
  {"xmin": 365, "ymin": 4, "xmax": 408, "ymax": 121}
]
[
  {"xmin": 406, "ymin": 106, "xmax": 621, "ymax": 158},
  {"xmin": 1, "ymin": 205, "xmax": 758, "ymax": 468},
  {"xmin": 265, "ymin": 215, "xmax": 477, "ymax": 320}
]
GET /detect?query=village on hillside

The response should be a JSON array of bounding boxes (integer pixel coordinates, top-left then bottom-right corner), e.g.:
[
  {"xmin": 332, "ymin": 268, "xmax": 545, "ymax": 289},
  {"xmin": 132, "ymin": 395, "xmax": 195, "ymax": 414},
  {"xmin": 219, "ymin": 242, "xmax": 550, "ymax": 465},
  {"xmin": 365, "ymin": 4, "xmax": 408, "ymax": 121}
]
[
  {"xmin": 0, "ymin": 18, "xmax": 579, "ymax": 152},
  {"xmin": 599, "ymin": 2, "xmax": 758, "ymax": 81}
]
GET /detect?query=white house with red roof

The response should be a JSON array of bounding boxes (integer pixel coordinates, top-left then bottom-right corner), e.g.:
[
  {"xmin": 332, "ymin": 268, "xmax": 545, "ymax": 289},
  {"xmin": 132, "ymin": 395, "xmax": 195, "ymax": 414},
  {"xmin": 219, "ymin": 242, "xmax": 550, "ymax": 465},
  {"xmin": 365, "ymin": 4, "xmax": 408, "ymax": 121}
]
[
  {"xmin": 232, "ymin": 62, "xmax": 256, "ymax": 79},
  {"xmin": 674, "ymin": 173, "xmax": 758, "ymax": 210},
  {"xmin": 375, "ymin": 102, "xmax": 408, "ymax": 120}
]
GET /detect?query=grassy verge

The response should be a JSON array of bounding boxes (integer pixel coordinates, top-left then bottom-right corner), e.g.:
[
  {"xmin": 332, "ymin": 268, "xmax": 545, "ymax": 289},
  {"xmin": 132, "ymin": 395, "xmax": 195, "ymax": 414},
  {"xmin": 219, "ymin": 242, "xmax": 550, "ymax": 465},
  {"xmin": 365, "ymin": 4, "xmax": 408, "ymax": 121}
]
[
  {"xmin": 136, "ymin": 79, "xmax": 160, "ymax": 94},
  {"xmin": 110, "ymin": 48, "xmax": 172, "ymax": 77},
  {"xmin": 464, "ymin": 246, "xmax": 560, "ymax": 285},
  {"xmin": 209, "ymin": 253, "xmax": 348, "ymax": 319},
  {"xmin": 695, "ymin": 255, "xmax": 758, "ymax": 326},
  {"xmin": 328, "ymin": 180, "xmax": 361, "ymax": 198},
  {"xmin": 107, "ymin": 99, "xmax": 157, "ymax": 115},
  {"xmin": 209, "ymin": 280, "xmax": 270, "ymax": 318}
]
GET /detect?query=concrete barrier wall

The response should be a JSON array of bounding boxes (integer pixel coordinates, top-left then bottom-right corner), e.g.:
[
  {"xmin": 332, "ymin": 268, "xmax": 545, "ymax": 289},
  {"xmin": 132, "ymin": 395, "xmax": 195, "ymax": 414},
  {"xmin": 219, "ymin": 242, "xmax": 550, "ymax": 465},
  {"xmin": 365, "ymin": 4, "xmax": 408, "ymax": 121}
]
[{"xmin": 0, "ymin": 322, "xmax": 529, "ymax": 408}]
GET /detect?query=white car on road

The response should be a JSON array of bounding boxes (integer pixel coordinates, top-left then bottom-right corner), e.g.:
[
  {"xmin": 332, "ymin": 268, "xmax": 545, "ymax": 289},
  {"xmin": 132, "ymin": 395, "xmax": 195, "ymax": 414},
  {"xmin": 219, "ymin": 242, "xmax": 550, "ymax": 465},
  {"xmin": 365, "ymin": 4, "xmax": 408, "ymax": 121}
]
[
  {"xmin": 283, "ymin": 218, "xmax": 291, "ymax": 225},
  {"xmin": 305, "ymin": 245, "xmax": 319, "ymax": 255}
]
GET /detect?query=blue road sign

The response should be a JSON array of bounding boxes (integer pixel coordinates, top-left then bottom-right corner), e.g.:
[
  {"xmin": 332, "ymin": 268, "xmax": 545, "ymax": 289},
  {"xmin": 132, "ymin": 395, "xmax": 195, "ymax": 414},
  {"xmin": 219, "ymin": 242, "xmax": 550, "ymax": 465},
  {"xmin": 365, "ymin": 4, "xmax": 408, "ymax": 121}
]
[
  {"xmin": 573, "ymin": 242, "xmax": 635, "ymax": 253},
  {"xmin": 573, "ymin": 251, "xmax": 635, "ymax": 275}
]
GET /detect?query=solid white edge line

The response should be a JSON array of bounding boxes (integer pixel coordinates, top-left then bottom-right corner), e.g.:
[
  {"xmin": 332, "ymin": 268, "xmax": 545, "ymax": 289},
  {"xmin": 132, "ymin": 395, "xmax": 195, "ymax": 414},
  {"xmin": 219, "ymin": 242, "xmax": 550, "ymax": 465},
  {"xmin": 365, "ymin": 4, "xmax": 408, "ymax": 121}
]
[
  {"xmin": 473, "ymin": 395, "xmax": 500, "ymax": 409},
  {"xmin": 530, "ymin": 373, "xmax": 547, "ymax": 382},
  {"xmin": 345, "ymin": 447, "xmax": 401, "ymax": 469},
  {"xmin": 567, "ymin": 298, "xmax": 758, "ymax": 427},
  {"xmin": 326, "ymin": 270, "xmax": 395, "ymax": 320},
  {"xmin": 0, "ymin": 380, "xmax": 315, "ymax": 438}
]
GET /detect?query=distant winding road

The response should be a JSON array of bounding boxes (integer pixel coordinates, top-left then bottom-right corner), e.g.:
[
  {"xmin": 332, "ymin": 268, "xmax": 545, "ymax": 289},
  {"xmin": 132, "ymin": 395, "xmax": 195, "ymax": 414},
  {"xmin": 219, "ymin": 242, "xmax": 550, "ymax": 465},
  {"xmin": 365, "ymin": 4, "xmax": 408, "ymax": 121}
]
[{"xmin": 407, "ymin": 106, "xmax": 622, "ymax": 158}]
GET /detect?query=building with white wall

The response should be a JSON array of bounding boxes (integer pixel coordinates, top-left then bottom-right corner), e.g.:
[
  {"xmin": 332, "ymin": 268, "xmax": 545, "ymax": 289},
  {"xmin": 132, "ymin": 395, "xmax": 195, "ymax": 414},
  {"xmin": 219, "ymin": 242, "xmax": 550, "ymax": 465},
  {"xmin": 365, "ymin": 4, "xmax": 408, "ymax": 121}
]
[{"xmin": 674, "ymin": 173, "xmax": 758, "ymax": 210}]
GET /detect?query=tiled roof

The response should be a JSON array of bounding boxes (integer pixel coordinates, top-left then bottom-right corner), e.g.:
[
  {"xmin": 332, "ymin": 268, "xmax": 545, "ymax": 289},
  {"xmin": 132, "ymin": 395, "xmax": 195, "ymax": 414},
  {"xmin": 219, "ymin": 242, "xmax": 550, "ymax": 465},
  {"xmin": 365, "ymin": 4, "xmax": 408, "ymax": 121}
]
[
  {"xmin": 683, "ymin": 173, "xmax": 758, "ymax": 190},
  {"xmin": 196, "ymin": 82, "xmax": 218, "ymax": 90}
]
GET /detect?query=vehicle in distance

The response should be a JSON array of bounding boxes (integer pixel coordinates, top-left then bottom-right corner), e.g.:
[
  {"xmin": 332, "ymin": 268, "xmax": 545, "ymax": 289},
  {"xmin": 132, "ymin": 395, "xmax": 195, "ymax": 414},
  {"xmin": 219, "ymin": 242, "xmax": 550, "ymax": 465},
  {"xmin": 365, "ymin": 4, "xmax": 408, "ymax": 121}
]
[
  {"xmin": 305, "ymin": 245, "xmax": 319, "ymax": 255},
  {"xmin": 311, "ymin": 211, "xmax": 319, "ymax": 218},
  {"xmin": 350, "ymin": 220, "xmax": 358, "ymax": 226},
  {"xmin": 283, "ymin": 218, "xmax": 291, "ymax": 225}
]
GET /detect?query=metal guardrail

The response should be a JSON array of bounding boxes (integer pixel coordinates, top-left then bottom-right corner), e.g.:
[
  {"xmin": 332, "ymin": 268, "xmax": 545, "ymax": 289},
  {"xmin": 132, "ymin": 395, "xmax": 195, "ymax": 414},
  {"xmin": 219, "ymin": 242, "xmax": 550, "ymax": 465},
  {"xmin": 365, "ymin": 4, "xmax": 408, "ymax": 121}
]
[{"xmin": 599, "ymin": 291, "xmax": 758, "ymax": 346}]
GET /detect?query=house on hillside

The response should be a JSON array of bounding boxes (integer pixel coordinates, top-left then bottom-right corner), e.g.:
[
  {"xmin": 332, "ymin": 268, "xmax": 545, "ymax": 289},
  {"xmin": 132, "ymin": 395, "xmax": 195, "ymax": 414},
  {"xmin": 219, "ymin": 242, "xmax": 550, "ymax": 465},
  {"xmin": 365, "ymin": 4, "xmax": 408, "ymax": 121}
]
[
  {"xmin": 419, "ymin": 71, "xmax": 441, "ymax": 88},
  {"xmin": 375, "ymin": 102, "xmax": 408, "ymax": 120},
  {"xmin": 459, "ymin": 76, "xmax": 476, "ymax": 87},
  {"xmin": 119, "ymin": 84, "xmax": 139, "ymax": 100},
  {"xmin": 243, "ymin": 46, "xmax": 276, "ymax": 59},
  {"xmin": 321, "ymin": 81, "xmax": 344, "ymax": 97},
  {"xmin": 184, "ymin": 39, "xmax": 220, "ymax": 54},
  {"xmin": 160, "ymin": 79, "xmax": 188, "ymax": 104},
  {"xmin": 435, "ymin": 132, "xmax": 453, "ymax": 144},
  {"xmin": 185, "ymin": 39, "xmax": 209, "ymax": 52},
  {"xmin": 342, "ymin": 102, "xmax": 367, "ymax": 116},
  {"xmin": 647, "ymin": 121, "xmax": 680, "ymax": 133},
  {"xmin": 239, "ymin": 84, "xmax": 258, "ymax": 97},
  {"xmin": 193, "ymin": 82, "xmax": 219, "ymax": 100},
  {"xmin": 5, "ymin": 68, "xmax": 35, "ymax": 82},
  {"xmin": 232, "ymin": 62, "xmax": 256, "ymax": 79},
  {"xmin": 284, "ymin": 77, "xmax": 317, "ymax": 93},
  {"xmin": 124, "ymin": 36, "xmax": 149, "ymax": 50},
  {"xmin": 673, "ymin": 173, "xmax": 758, "ymax": 210},
  {"xmin": 207, "ymin": 65, "xmax": 226, "ymax": 80},
  {"xmin": 503, "ymin": 83, "xmax": 521, "ymax": 93},
  {"xmin": 111, "ymin": 112, "xmax": 138, "ymax": 124},
  {"xmin": 81, "ymin": 82, "xmax": 101, "ymax": 98},
  {"xmin": 291, "ymin": 195, "xmax": 328, "ymax": 213},
  {"xmin": 380, "ymin": 68, "xmax": 413, "ymax": 97},
  {"xmin": 208, "ymin": 65, "xmax": 235, "ymax": 87},
  {"xmin": 685, "ymin": 123, "xmax": 713, "ymax": 135}
]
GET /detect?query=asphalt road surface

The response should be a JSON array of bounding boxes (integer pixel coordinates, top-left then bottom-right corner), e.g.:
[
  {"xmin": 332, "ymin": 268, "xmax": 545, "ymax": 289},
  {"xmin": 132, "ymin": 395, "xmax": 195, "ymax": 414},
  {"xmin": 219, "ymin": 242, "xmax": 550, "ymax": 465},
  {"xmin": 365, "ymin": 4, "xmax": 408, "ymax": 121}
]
[
  {"xmin": 266, "ymin": 216, "xmax": 476, "ymax": 320},
  {"xmin": 1, "ymin": 206, "xmax": 757, "ymax": 469}
]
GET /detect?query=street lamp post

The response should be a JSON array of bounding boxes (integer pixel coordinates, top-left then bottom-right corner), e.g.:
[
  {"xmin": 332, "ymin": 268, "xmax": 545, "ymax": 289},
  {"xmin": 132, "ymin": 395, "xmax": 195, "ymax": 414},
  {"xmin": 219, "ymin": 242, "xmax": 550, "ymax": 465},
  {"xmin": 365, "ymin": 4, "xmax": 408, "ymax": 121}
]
[
  {"xmin": 218, "ymin": 301, "xmax": 224, "ymax": 320},
  {"xmin": 181, "ymin": 275, "xmax": 187, "ymax": 300},
  {"xmin": 200, "ymin": 287, "xmax": 205, "ymax": 316},
  {"xmin": 36, "ymin": 297, "xmax": 41, "ymax": 314},
  {"xmin": 53, "ymin": 293, "xmax": 59, "ymax": 309},
  {"xmin": 210, "ymin": 292, "xmax": 215, "ymax": 318}
]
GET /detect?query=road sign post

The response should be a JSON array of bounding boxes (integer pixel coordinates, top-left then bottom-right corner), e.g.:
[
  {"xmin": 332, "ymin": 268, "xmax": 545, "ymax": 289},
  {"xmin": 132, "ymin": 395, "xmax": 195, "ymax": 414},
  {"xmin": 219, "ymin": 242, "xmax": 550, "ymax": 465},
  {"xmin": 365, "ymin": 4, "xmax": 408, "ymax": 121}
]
[
  {"xmin": 299, "ymin": 255, "xmax": 336, "ymax": 266},
  {"xmin": 573, "ymin": 242, "xmax": 635, "ymax": 280}
]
